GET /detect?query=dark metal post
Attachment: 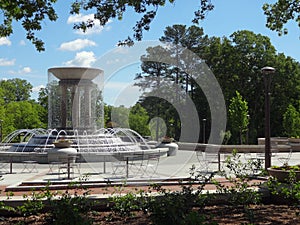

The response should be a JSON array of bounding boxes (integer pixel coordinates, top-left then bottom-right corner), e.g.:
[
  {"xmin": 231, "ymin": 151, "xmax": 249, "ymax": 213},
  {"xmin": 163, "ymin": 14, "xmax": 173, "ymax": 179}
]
[
  {"xmin": 202, "ymin": 118, "xmax": 206, "ymax": 144},
  {"xmin": 246, "ymin": 114, "xmax": 250, "ymax": 144},
  {"xmin": 0, "ymin": 119, "xmax": 3, "ymax": 142},
  {"xmin": 261, "ymin": 66, "xmax": 275, "ymax": 170}
]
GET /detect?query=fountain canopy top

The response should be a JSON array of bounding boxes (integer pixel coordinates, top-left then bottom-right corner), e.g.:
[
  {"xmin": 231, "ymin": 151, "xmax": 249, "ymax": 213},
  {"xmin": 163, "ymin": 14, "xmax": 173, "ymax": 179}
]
[{"xmin": 48, "ymin": 67, "xmax": 103, "ymax": 80}]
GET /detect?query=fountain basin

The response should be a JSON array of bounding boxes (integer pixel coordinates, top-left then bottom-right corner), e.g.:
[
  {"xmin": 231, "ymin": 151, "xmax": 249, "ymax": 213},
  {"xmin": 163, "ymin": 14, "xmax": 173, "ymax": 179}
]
[
  {"xmin": 48, "ymin": 67, "xmax": 103, "ymax": 80},
  {"xmin": 48, "ymin": 148, "xmax": 78, "ymax": 163}
]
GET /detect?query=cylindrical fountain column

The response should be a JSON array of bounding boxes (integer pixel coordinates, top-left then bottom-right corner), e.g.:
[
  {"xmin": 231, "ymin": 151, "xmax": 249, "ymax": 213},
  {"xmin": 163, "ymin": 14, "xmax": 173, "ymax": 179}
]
[{"xmin": 48, "ymin": 67, "xmax": 104, "ymax": 134}]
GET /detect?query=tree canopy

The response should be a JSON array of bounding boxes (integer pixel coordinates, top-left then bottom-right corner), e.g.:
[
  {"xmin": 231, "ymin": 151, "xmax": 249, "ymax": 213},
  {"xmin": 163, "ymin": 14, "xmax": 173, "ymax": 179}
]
[
  {"xmin": 0, "ymin": 78, "xmax": 32, "ymax": 103},
  {"xmin": 0, "ymin": 0, "xmax": 58, "ymax": 51},
  {"xmin": 0, "ymin": 78, "xmax": 46, "ymax": 139},
  {"xmin": 263, "ymin": 0, "xmax": 300, "ymax": 36},
  {"xmin": 134, "ymin": 25, "xmax": 300, "ymax": 143},
  {"xmin": 0, "ymin": 0, "xmax": 298, "ymax": 51}
]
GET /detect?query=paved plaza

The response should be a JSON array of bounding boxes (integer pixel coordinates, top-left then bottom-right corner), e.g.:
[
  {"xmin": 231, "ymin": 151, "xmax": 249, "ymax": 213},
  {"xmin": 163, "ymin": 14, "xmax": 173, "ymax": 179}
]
[{"xmin": 0, "ymin": 149, "xmax": 298, "ymax": 195}]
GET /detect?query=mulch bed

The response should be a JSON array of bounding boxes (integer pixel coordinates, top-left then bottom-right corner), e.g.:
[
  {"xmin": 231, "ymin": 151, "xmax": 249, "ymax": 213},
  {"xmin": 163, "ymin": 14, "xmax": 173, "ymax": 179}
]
[
  {"xmin": 0, "ymin": 204, "xmax": 299, "ymax": 224},
  {"xmin": 1, "ymin": 177, "xmax": 298, "ymax": 224}
]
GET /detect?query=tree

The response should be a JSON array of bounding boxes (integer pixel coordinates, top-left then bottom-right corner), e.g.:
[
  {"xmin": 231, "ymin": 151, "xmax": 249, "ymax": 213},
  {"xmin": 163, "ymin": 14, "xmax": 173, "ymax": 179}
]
[
  {"xmin": 283, "ymin": 104, "xmax": 300, "ymax": 137},
  {"xmin": 134, "ymin": 44, "xmax": 180, "ymax": 140},
  {"xmin": 37, "ymin": 87, "xmax": 48, "ymax": 109},
  {"xmin": 129, "ymin": 103, "xmax": 150, "ymax": 136},
  {"xmin": 110, "ymin": 105, "xmax": 130, "ymax": 128},
  {"xmin": 3, "ymin": 101, "xmax": 44, "ymax": 137},
  {"xmin": 228, "ymin": 91, "xmax": 249, "ymax": 144},
  {"xmin": 201, "ymin": 30, "xmax": 285, "ymax": 142},
  {"xmin": 0, "ymin": 0, "xmax": 58, "ymax": 51},
  {"xmin": 159, "ymin": 24, "xmax": 209, "ymax": 93},
  {"xmin": 1, "ymin": 1, "xmax": 298, "ymax": 51},
  {"xmin": 0, "ymin": 0, "xmax": 214, "ymax": 50},
  {"xmin": 37, "ymin": 87, "xmax": 48, "ymax": 126},
  {"xmin": 0, "ymin": 87, "xmax": 5, "ymax": 140},
  {"xmin": 0, "ymin": 78, "xmax": 33, "ymax": 103},
  {"xmin": 263, "ymin": 0, "xmax": 300, "ymax": 36}
]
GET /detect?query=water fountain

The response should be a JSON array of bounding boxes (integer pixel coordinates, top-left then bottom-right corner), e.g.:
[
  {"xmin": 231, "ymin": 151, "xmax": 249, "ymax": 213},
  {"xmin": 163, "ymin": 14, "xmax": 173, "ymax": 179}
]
[{"xmin": 0, "ymin": 67, "xmax": 170, "ymax": 168}]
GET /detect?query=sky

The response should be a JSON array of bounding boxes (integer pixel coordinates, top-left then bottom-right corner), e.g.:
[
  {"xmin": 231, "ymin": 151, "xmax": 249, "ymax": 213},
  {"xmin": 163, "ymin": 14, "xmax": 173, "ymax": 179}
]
[{"xmin": 0, "ymin": 0, "xmax": 299, "ymax": 106}]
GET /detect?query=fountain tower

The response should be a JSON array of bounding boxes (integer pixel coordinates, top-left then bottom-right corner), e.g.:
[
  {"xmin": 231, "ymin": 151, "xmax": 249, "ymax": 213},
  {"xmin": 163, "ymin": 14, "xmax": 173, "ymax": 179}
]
[{"xmin": 48, "ymin": 67, "xmax": 104, "ymax": 134}]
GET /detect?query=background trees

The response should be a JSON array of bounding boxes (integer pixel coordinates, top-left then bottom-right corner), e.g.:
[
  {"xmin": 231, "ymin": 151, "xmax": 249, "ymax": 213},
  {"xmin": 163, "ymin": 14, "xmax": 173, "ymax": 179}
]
[
  {"xmin": 0, "ymin": 79, "xmax": 33, "ymax": 103},
  {"xmin": 128, "ymin": 104, "xmax": 150, "ymax": 137},
  {"xmin": 134, "ymin": 26, "xmax": 300, "ymax": 144},
  {"xmin": 0, "ymin": 24, "xmax": 299, "ymax": 143},
  {"xmin": 283, "ymin": 104, "xmax": 300, "ymax": 137},
  {"xmin": 228, "ymin": 91, "xmax": 249, "ymax": 144},
  {"xmin": 0, "ymin": 79, "xmax": 46, "ymax": 138}
]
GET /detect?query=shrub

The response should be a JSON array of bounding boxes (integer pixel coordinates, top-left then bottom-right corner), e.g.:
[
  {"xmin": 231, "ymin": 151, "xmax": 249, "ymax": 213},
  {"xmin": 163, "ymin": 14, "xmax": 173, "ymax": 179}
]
[{"xmin": 268, "ymin": 169, "xmax": 300, "ymax": 205}]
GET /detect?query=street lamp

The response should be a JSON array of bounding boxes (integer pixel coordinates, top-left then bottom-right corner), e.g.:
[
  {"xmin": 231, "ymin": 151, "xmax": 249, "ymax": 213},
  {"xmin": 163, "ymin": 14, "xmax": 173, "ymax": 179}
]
[
  {"xmin": 261, "ymin": 66, "xmax": 275, "ymax": 170},
  {"xmin": 246, "ymin": 114, "xmax": 250, "ymax": 144},
  {"xmin": 202, "ymin": 118, "xmax": 207, "ymax": 144},
  {"xmin": 0, "ymin": 119, "xmax": 3, "ymax": 142}
]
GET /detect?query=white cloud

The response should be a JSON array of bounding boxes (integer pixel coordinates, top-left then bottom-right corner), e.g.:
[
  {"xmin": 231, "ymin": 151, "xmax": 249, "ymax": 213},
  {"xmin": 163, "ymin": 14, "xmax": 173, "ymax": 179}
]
[
  {"xmin": 0, "ymin": 37, "xmax": 11, "ymax": 46},
  {"xmin": 67, "ymin": 13, "xmax": 94, "ymax": 24},
  {"xmin": 19, "ymin": 40, "xmax": 26, "ymax": 46},
  {"xmin": 0, "ymin": 58, "xmax": 15, "ymax": 66},
  {"xmin": 67, "ymin": 13, "xmax": 112, "ymax": 35},
  {"xmin": 64, "ymin": 51, "xmax": 96, "ymax": 67},
  {"xmin": 20, "ymin": 67, "xmax": 32, "ymax": 73},
  {"xmin": 32, "ymin": 85, "xmax": 45, "ymax": 93},
  {"xmin": 59, "ymin": 39, "xmax": 96, "ymax": 51},
  {"xmin": 7, "ymin": 66, "xmax": 32, "ymax": 74}
]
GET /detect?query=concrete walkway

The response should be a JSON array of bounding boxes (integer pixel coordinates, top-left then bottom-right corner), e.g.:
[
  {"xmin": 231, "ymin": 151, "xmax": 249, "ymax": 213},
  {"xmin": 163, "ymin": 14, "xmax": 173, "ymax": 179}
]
[{"xmin": 0, "ymin": 149, "xmax": 298, "ymax": 200}]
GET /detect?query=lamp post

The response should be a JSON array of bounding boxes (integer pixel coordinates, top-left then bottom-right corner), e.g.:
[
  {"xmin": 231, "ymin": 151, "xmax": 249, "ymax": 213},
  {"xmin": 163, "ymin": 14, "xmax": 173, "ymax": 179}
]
[
  {"xmin": 261, "ymin": 66, "xmax": 275, "ymax": 170},
  {"xmin": 202, "ymin": 118, "xmax": 206, "ymax": 144},
  {"xmin": 246, "ymin": 114, "xmax": 250, "ymax": 144},
  {"xmin": 0, "ymin": 119, "xmax": 3, "ymax": 142}
]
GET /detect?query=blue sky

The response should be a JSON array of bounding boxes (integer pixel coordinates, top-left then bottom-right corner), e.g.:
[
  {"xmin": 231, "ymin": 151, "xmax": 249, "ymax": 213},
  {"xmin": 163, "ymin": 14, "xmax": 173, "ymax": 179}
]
[{"xmin": 0, "ymin": 0, "xmax": 299, "ymax": 106}]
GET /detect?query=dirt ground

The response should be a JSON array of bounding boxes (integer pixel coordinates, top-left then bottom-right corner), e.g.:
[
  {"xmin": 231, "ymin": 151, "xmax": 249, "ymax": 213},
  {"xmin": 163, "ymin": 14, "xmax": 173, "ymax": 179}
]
[{"xmin": 0, "ymin": 204, "xmax": 299, "ymax": 224}]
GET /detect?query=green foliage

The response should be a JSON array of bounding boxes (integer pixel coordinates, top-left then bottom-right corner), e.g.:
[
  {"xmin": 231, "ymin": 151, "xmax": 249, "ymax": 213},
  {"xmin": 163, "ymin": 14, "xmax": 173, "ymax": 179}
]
[
  {"xmin": 4, "ymin": 101, "xmax": 44, "ymax": 132},
  {"xmin": 145, "ymin": 168, "xmax": 215, "ymax": 225},
  {"xmin": 0, "ymin": 0, "xmax": 58, "ymax": 51},
  {"xmin": 182, "ymin": 211, "xmax": 217, "ymax": 225},
  {"xmin": 110, "ymin": 105, "xmax": 130, "ymax": 128},
  {"xmin": 137, "ymin": 26, "xmax": 300, "ymax": 143},
  {"xmin": 71, "ymin": 1, "xmax": 213, "ymax": 46},
  {"xmin": 129, "ymin": 103, "xmax": 151, "ymax": 136},
  {"xmin": 228, "ymin": 91, "xmax": 249, "ymax": 144},
  {"xmin": 46, "ymin": 189, "xmax": 94, "ymax": 225},
  {"xmin": 0, "ymin": 78, "xmax": 47, "ymax": 137},
  {"xmin": 109, "ymin": 192, "xmax": 141, "ymax": 218},
  {"xmin": 135, "ymin": 25, "xmax": 210, "ymax": 141},
  {"xmin": 37, "ymin": 87, "xmax": 48, "ymax": 109},
  {"xmin": 107, "ymin": 168, "xmax": 216, "ymax": 225},
  {"xmin": 0, "ymin": 181, "xmax": 94, "ymax": 225},
  {"xmin": 0, "ymin": 78, "xmax": 33, "ymax": 103},
  {"xmin": 215, "ymin": 150, "xmax": 262, "ymax": 206},
  {"xmin": 220, "ymin": 130, "xmax": 232, "ymax": 144},
  {"xmin": 268, "ymin": 169, "xmax": 300, "ymax": 205},
  {"xmin": 16, "ymin": 191, "xmax": 45, "ymax": 218},
  {"xmin": 214, "ymin": 150, "xmax": 263, "ymax": 224},
  {"xmin": 263, "ymin": 0, "xmax": 300, "ymax": 36},
  {"xmin": 283, "ymin": 104, "xmax": 300, "ymax": 137},
  {"xmin": 147, "ymin": 186, "xmax": 195, "ymax": 225},
  {"xmin": 104, "ymin": 104, "xmax": 113, "ymax": 127},
  {"xmin": 1, "ymin": 1, "xmax": 299, "ymax": 51}
]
